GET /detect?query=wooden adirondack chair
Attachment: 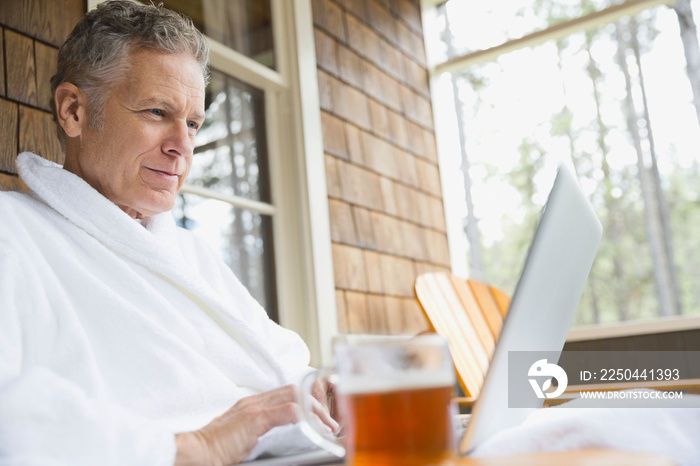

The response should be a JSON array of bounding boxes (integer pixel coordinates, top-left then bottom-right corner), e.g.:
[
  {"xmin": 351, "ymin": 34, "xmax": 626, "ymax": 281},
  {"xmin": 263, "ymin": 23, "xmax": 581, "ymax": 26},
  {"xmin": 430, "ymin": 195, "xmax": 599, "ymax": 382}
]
[{"xmin": 414, "ymin": 272, "xmax": 510, "ymax": 406}]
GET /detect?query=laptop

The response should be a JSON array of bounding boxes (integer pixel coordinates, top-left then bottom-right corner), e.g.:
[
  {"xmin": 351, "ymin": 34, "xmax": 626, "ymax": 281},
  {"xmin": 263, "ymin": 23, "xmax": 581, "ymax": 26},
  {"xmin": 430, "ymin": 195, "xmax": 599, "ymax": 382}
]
[
  {"xmin": 245, "ymin": 162, "xmax": 603, "ymax": 464},
  {"xmin": 459, "ymin": 162, "xmax": 602, "ymax": 453}
]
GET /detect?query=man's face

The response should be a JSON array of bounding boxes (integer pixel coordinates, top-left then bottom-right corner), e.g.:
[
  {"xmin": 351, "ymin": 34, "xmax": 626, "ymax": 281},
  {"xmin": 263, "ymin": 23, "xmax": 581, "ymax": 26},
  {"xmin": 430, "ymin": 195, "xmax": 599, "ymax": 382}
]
[{"xmin": 75, "ymin": 49, "xmax": 205, "ymax": 218}]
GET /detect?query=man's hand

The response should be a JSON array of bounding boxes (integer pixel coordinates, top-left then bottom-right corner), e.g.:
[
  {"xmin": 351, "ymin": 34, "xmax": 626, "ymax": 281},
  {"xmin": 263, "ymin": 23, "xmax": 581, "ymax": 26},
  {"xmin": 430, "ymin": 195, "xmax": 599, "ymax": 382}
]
[{"xmin": 174, "ymin": 384, "xmax": 339, "ymax": 466}]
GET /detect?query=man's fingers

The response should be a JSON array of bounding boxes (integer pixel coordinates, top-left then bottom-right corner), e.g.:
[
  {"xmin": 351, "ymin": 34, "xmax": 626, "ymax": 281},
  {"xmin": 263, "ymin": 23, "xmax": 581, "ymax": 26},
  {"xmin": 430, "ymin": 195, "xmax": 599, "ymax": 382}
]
[
  {"xmin": 233, "ymin": 384, "xmax": 340, "ymax": 436},
  {"xmin": 311, "ymin": 396, "xmax": 341, "ymax": 434},
  {"xmin": 311, "ymin": 379, "xmax": 329, "ymax": 406},
  {"xmin": 248, "ymin": 384, "xmax": 340, "ymax": 435},
  {"xmin": 237, "ymin": 384, "xmax": 296, "ymax": 408},
  {"xmin": 193, "ymin": 383, "xmax": 342, "ymax": 466},
  {"xmin": 196, "ymin": 388, "xmax": 302, "ymax": 465}
]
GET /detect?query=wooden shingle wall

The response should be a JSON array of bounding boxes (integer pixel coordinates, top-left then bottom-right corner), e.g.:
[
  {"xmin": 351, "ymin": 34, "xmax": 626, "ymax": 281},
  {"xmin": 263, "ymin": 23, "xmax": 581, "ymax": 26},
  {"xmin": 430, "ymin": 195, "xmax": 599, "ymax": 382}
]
[
  {"xmin": 0, "ymin": 0, "xmax": 84, "ymax": 190},
  {"xmin": 312, "ymin": 0, "xmax": 451, "ymax": 335}
]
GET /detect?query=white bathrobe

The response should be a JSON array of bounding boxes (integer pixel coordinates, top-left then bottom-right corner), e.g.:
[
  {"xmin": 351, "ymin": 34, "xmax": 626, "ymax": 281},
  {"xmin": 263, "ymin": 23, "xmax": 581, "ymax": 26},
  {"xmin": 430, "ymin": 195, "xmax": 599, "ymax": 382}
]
[{"xmin": 0, "ymin": 152, "xmax": 313, "ymax": 465}]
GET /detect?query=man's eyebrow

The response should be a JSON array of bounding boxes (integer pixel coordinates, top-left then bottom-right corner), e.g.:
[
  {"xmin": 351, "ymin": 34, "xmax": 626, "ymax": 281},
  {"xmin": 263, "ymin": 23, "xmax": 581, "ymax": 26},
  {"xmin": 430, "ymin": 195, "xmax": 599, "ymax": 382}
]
[
  {"xmin": 134, "ymin": 97, "xmax": 205, "ymax": 122},
  {"xmin": 191, "ymin": 111, "xmax": 206, "ymax": 123},
  {"xmin": 134, "ymin": 97, "xmax": 172, "ymax": 109}
]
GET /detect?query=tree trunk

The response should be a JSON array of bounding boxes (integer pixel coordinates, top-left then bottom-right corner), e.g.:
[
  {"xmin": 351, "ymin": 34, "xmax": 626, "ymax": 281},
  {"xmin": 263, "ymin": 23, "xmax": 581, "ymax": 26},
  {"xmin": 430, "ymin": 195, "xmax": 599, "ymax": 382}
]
[
  {"xmin": 616, "ymin": 19, "xmax": 681, "ymax": 317},
  {"xmin": 441, "ymin": 4, "xmax": 485, "ymax": 280},
  {"xmin": 671, "ymin": 0, "xmax": 700, "ymax": 126},
  {"xmin": 586, "ymin": 270, "xmax": 602, "ymax": 324},
  {"xmin": 583, "ymin": 21, "xmax": 628, "ymax": 323},
  {"xmin": 630, "ymin": 16, "xmax": 682, "ymax": 316}
]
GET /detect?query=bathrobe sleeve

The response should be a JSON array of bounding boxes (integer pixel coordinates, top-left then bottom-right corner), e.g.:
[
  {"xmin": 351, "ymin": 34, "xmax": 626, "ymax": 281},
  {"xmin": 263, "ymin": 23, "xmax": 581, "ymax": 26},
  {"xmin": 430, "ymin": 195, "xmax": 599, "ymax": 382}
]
[{"xmin": 0, "ymin": 239, "xmax": 177, "ymax": 465}]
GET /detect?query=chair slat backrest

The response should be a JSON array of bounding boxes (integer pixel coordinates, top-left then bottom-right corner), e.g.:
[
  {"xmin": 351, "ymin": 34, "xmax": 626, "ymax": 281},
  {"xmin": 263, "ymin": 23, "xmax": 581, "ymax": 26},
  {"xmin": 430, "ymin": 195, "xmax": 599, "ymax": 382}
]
[
  {"xmin": 449, "ymin": 275, "xmax": 495, "ymax": 357},
  {"xmin": 488, "ymin": 285, "xmax": 511, "ymax": 318},
  {"xmin": 415, "ymin": 272, "xmax": 510, "ymax": 399},
  {"xmin": 415, "ymin": 273, "xmax": 484, "ymax": 397},
  {"xmin": 466, "ymin": 279, "xmax": 503, "ymax": 340}
]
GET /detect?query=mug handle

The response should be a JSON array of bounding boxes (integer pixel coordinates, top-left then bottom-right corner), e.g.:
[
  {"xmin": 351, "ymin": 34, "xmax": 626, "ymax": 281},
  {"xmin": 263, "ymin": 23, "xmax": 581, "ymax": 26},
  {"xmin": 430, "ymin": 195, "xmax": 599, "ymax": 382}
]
[{"xmin": 297, "ymin": 368, "xmax": 346, "ymax": 458}]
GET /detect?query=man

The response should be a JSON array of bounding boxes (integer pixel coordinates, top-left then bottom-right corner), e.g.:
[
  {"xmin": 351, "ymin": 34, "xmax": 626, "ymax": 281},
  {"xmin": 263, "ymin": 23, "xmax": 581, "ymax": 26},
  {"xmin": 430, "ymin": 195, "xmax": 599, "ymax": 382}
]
[{"xmin": 0, "ymin": 2, "xmax": 336, "ymax": 464}]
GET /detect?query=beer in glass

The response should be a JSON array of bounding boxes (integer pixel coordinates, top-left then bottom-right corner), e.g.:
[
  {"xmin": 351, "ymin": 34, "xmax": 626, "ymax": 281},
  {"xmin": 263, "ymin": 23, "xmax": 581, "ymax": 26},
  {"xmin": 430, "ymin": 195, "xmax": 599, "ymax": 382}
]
[{"xmin": 299, "ymin": 334, "xmax": 456, "ymax": 466}]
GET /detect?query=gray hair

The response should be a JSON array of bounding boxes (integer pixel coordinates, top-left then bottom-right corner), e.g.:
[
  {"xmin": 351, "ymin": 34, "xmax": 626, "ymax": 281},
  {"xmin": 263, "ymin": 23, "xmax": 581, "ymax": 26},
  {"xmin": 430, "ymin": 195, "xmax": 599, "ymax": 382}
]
[{"xmin": 50, "ymin": 0, "xmax": 210, "ymax": 149}]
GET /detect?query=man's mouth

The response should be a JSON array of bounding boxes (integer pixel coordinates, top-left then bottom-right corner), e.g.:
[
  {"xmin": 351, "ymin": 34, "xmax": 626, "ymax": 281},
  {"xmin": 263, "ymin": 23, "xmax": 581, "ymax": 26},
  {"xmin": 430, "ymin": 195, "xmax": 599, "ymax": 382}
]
[{"xmin": 147, "ymin": 167, "xmax": 178, "ymax": 177}]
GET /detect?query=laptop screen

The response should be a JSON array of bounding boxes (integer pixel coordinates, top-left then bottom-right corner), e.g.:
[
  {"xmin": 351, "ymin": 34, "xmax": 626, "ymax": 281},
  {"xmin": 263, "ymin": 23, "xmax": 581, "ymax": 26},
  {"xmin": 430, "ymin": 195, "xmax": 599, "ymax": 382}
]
[{"xmin": 460, "ymin": 163, "xmax": 603, "ymax": 454}]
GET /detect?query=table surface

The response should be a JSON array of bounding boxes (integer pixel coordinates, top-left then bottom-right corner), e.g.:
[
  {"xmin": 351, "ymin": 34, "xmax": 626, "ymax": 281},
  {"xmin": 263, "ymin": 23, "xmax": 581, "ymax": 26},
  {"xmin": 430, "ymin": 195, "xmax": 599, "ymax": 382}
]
[
  {"xmin": 443, "ymin": 450, "xmax": 674, "ymax": 465},
  {"xmin": 311, "ymin": 449, "xmax": 675, "ymax": 465}
]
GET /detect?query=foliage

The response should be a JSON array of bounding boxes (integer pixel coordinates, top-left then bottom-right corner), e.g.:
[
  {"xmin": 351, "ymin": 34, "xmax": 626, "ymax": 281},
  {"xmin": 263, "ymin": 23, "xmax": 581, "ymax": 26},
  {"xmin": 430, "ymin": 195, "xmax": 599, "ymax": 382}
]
[{"xmin": 445, "ymin": 1, "xmax": 700, "ymax": 325}]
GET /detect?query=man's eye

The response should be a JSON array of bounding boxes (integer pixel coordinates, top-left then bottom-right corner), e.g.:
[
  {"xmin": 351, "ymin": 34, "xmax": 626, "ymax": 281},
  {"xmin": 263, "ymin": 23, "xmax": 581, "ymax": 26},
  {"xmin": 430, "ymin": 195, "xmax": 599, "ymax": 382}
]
[
  {"xmin": 188, "ymin": 121, "xmax": 200, "ymax": 131},
  {"xmin": 149, "ymin": 109, "xmax": 164, "ymax": 117}
]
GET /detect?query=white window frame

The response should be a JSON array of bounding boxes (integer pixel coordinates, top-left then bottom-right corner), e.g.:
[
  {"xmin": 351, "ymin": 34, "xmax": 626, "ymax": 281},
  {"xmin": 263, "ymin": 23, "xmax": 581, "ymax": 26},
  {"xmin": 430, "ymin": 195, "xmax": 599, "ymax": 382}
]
[{"xmin": 89, "ymin": 0, "xmax": 338, "ymax": 366}]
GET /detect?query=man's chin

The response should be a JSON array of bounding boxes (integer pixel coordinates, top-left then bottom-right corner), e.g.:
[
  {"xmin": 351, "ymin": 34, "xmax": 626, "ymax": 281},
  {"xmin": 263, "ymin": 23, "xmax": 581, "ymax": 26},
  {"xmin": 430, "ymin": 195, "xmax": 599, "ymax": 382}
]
[
  {"xmin": 118, "ymin": 205, "xmax": 146, "ymax": 219},
  {"xmin": 117, "ymin": 198, "xmax": 175, "ymax": 219}
]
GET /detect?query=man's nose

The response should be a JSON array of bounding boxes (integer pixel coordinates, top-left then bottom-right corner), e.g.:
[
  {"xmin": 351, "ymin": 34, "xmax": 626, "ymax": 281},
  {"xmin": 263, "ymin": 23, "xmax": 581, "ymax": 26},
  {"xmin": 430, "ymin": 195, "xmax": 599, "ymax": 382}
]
[{"xmin": 163, "ymin": 121, "xmax": 195, "ymax": 157}]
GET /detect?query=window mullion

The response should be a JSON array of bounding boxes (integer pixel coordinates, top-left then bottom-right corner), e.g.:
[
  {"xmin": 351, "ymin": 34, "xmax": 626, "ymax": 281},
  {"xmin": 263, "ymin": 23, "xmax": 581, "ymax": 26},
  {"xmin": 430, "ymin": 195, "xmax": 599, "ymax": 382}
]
[
  {"xmin": 432, "ymin": 0, "xmax": 679, "ymax": 74},
  {"xmin": 271, "ymin": 0, "xmax": 290, "ymax": 82},
  {"xmin": 208, "ymin": 38, "xmax": 288, "ymax": 91},
  {"xmin": 180, "ymin": 184, "xmax": 276, "ymax": 216}
]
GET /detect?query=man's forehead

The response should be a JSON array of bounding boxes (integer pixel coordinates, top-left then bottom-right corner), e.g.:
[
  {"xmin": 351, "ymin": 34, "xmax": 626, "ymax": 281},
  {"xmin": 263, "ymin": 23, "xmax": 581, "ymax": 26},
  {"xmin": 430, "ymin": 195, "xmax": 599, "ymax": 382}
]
[
  {"xmin": 126, "ymin": 49, "xmax": 205, "ymax": 86},
  {"xmin": 120, "ymin": 51, "xmax": 206, "ymax": 108}
]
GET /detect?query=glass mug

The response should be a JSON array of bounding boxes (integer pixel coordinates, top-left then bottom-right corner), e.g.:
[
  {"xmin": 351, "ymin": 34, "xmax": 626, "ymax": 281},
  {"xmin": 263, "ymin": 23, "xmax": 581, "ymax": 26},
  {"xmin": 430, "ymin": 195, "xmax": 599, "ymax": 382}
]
[{"xmin": 298, "ymin": 334, "xmax": 457, "ymax": 466}]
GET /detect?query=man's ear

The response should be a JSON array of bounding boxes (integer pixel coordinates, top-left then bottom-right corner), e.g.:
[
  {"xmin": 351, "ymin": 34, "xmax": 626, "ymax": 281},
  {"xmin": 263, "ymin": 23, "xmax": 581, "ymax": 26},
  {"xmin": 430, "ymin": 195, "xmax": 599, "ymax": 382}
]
[{"xmin": 54, "ymin": 83, "xmax": 87, "ymax": 138}]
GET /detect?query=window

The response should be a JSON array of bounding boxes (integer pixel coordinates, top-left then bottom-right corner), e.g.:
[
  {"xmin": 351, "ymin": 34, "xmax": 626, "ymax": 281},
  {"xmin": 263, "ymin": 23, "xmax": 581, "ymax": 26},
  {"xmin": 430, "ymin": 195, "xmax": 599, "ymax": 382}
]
[
  {"xmin": 425, "ymin": 0, "xmax": 700, "ymax": 326},
  {"xmin": 156, "ymin": 0, "xmax": 280, "ymax": 320},
  {"xmin": 160, "ymin": 0, "xmax": 276, "ymax": 69},
  {"xmin": 174, "ymin": 69, "xmax": 278, "ymax": 319}
]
